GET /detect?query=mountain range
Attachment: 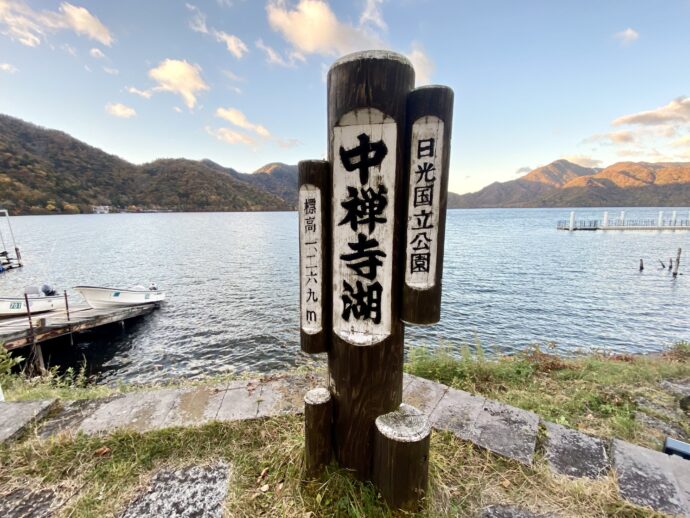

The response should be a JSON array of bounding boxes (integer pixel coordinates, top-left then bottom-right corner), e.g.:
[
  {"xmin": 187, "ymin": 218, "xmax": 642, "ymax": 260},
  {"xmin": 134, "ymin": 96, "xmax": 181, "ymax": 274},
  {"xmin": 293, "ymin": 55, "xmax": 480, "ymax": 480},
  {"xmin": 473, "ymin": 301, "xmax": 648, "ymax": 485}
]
[
  {"xmin": 0, "ymin": 114, "xmax": 295, "ymax": 214},
  {"xmin": 448, "ymin": 159, "xmax": 690, "ymax": 208},
  {"xmin": 1, "ymin": 113, "xmax": 688, "ymax": 214}
]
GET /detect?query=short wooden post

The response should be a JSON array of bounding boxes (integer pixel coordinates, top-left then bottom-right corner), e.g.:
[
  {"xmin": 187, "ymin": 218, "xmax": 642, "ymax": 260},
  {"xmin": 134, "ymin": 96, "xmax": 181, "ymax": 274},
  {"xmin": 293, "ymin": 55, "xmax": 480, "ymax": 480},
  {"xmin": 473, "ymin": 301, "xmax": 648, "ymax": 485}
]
[
  {"xmin": 672, "ymin": 210, "xmax": 677, "ymax": 227},
  {"xmin": 639, "ymin": 259, "xmax": 644, "ymax": 271},
  {"xmin": 298, "ymin": 160, "xmax": 331, "ymax": 354},
  {"xmin": 569, "ymin": 211, "xmax": 575, "ymax": 231},
  {"xmin": 673, "ymin": 248, "xmax": 682, "ymax": 278},
  {"xmin": 327, "ymin": 50, "xmax": 414, "ymax": 477},
  {"xmin": 669, "ymin": 258, "xmax": 673, "ymax": 271},
  {"xmin": 372, "ymin": 404, "xmax": 431, "ymax": 510},
  {"xmin": 620, "ymin": 210, "xmax": 625, "ymax": 226},
  {"xmin": 24, "ymin": 293, "xmax": 46, "ymax": 375},
  {"xmin": 658, "ymin": 211, "xmax": 663, "ymax": 228},
  {"xmin": 603, "ymin": 211, "xmax": 609, "ymax": 227},
  {"xmin": 402, "ymin": 85, "xmax": 454, "ymax": 324},
  {"xmin": 304, "ymin": 387, "xmax": 333, "ymax": 477}
]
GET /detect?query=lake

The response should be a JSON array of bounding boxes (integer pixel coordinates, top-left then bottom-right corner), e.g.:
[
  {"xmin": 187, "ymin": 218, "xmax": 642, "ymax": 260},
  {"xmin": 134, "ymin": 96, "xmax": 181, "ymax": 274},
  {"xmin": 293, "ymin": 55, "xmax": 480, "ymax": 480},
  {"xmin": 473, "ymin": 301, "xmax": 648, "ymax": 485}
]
[{"xmin": 1, "ymin": 207, "xmax": 688, "ymax": 384}]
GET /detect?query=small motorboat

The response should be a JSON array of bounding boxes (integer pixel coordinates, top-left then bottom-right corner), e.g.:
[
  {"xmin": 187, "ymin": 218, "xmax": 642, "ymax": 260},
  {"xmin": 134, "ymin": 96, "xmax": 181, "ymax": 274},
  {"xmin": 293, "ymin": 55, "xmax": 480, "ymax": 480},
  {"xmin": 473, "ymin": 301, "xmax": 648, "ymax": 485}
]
[
  {"xmin": 0, "ymin": 285, "xmax": 65, "ymax": 318},
  {"xmin": 74, "ymin": 284, "xmax": 166, "ymax": 309}
]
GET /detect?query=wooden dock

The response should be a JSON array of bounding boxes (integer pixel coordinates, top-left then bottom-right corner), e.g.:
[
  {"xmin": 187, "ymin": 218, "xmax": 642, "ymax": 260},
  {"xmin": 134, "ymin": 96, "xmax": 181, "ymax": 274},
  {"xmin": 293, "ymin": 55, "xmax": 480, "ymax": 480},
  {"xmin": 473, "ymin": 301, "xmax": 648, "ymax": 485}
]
[
  {"xmin": 0, "ymin": 304, "xmax": 158, "ymax": 351},
  {"xmin": 557, "ymin": 210, "xmax": 690, "ymax": 231}
]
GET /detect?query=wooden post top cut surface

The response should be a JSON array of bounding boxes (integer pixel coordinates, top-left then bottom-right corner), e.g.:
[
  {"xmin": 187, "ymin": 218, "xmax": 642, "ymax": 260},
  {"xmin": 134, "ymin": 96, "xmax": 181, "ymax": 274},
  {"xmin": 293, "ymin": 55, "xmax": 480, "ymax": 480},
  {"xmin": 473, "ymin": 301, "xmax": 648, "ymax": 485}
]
[
  {"xmin": 375, "ymin": 403, "xmax": 431, "ymax": 442},
  {"xmin": 304, "ymin": 387, "xmax": 331, "ymax": 405}
]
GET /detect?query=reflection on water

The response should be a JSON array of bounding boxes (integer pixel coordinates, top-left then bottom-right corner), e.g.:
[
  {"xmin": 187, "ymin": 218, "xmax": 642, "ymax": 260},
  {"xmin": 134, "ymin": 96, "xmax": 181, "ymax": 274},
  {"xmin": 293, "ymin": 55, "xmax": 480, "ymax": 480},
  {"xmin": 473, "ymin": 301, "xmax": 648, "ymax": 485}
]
[{"xmin": 2, "ymin": 208, "xmax": 688, "ymax": 384}]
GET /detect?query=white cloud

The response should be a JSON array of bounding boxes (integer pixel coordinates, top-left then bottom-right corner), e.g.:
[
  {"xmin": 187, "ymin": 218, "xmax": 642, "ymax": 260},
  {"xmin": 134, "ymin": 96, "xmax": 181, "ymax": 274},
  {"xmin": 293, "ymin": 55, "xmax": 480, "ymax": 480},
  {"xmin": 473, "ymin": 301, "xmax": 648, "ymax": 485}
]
[
  {"xmin": 256, "ymin": 38, "xmax": 305, "ymax": 67},
  {"xmin": 222, "ymin": 69, "xmax": 243, "ymax": 82},
  {"xmin": 186, "ymin": 3, "xmax": 248, "ymax": 58},
  {"xmin": 564, "ymin": 155, "xmax": 603, "ymax": 168},
  {"xmin": 126, "ymin": 86, "xmax": 152, "ymax": 99},
  {"xmin": 614, "ymin": 28, "xmax": 639, "ymax": 46},
  {"xmin": 186, "ymin": 3, "xmax": 208, "ymax": 33},
  {"xmin": 266, "ymin": 0, "xmax": 382, "ymax": 56},
  {"xmin": 214, "ymin": 31, "xmax": 248, "ymax": 58},
  {"xmin": 406, "ymin": 43, "xmax": 433, "ymax": 85},
  {"xmin": 613, "ymin": 97, "xmax": 690, "ymax": 126},
  {"xmin": 89, "ymin": 47, "xmax": 105, "ymax": 59},
  {"xmin": 105, "ymin": 102, "xmax": 136, "ymax": 118},
  {"xmin": 0, "ymin": 0, "xmax": 113, "ymax": 47},
  {"xmin": 359, "ymin": 0, "xmax": 386, "ymax": 31},
  {"xmin": 0, "ymin": 62, "xmax": 17, "ymax": 73},
  {"xmin": 102, "ymin": 66, "xmax": 118, "ymax": 75},
  {"xmin": 60, "ymin": 3, "xmax": 112, "ymax": 45},
  {"xmin": 263, "ymin": 0, "xmax": 434, "ymax": 83},
  {"xmin": 670, "ymin": 135, "xmax": 690, "ymax": 148},
  {"xmin": 148, "ymin": 59, "xmax": 209, "ymax": 109},
  {"xmin": 582, "ymin": 130, "xmax": 636, "ymax": 146},
  {"xmin": 207, "ymin": 126, "xmax": 256, "ymax": 146},
  {"xmin": 216, "ymin": 107, "xmax": 270, "ymax": 137},
  {"xmin": 0, "ymin": 63, "xmax": 17, "ymax": 74}
]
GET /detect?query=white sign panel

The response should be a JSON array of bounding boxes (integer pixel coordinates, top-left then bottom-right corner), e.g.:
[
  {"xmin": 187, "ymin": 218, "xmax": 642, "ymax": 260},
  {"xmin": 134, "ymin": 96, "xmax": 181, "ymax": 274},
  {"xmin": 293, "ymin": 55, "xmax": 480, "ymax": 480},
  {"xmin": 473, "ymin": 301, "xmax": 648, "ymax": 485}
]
[
  {"xmin": 299, "ymin": 184, "xmax": 322, "ymax": 334},
  {"xmin": 332, "ymin": 109, "xmax": 396, "ymax": 346},
  {"xmin": 405, "ymin": 116, "xmax": 444, "ymax": 289}
]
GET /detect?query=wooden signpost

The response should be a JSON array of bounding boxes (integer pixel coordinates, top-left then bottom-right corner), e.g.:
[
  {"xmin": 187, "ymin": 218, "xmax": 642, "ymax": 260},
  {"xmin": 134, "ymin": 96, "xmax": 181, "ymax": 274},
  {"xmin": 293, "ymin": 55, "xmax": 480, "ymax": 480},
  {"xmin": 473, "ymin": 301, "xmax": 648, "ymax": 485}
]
[{"xmin": 299, "ymin": 49, "xmax": 454, "ymax": 510}]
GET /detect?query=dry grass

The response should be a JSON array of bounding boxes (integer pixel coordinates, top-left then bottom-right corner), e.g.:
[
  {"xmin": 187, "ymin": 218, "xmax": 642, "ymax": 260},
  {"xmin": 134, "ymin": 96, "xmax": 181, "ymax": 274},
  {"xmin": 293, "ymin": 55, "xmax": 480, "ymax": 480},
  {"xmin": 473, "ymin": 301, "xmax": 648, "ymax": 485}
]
[
  {"xmin": 0, "ymin": 417, "xmax": 668, "ymax": 518},
  {"xmin": 406, "ymin": 342, "xmax": 690, "ymax": 449}
]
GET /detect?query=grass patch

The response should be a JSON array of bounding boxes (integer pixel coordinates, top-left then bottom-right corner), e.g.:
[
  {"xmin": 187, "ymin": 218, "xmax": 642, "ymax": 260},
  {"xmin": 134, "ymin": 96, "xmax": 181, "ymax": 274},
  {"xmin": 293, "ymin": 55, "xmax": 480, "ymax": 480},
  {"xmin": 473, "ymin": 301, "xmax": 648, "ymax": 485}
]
[
  {"xmin": 405, "ymin": 342, "xmax": 690, "ymax": 448},
  {"xmin": 0, "ymin": 417, "xmax": 662, "ymax": 517}
]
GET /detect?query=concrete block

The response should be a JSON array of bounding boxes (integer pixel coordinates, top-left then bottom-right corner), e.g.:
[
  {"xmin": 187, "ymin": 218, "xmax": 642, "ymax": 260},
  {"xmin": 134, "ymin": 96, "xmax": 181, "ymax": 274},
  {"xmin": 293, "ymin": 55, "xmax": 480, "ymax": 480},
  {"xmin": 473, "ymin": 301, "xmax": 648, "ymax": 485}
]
[
  {"xmin": 544, "ymin": 421, "xmax": 609, "ymax": 479},
  {"xmin": 0, "ymin": 399, "xmax": 56, "ymax": 443}
]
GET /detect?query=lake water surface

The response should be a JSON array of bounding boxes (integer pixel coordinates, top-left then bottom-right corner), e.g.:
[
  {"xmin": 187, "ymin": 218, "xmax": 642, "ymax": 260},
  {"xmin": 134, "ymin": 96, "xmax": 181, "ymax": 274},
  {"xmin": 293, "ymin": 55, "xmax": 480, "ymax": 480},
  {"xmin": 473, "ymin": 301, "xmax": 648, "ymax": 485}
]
[{"xmin": 1, "ymin": 208, "xmax": 688, "ymax": 384}]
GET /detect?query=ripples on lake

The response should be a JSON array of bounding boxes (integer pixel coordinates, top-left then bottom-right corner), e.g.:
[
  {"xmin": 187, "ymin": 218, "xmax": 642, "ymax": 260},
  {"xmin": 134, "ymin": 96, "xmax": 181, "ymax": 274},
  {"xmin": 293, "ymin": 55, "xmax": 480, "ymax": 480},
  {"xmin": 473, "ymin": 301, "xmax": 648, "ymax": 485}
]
[{"xmin": 2, "ymin": 208, "xmax": 688, "ymax": 384}]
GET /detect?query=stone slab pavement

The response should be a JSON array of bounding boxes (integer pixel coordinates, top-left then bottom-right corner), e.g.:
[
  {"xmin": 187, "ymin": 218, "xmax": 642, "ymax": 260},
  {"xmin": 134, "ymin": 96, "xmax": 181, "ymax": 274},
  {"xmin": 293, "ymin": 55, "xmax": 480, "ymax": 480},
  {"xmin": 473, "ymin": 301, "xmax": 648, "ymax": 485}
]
[
  {"xmin": 0, "ymin": 399, "xmax": 56, "ymax": 442},
  {"xmin": 3, "ymin": 373, "xmax": 690, "ymax": 516},
  {"xmin": 543, "ymin": 422, "xmax": 609, "ymax": 479},
  {"xmin": 121, "ymin": 463, "xmax": 230, "ymax": 518},
  {"xmin": 613, "ymin": 439, "xmax": 690, "ymax": 517}
]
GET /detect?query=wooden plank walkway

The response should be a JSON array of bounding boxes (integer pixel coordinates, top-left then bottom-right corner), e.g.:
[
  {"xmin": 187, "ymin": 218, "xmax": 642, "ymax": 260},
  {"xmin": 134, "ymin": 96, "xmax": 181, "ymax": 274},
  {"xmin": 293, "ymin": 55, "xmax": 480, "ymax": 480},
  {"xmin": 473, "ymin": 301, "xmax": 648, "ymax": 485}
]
[{"xmin": 0, "ymin": 303, "xmax": 158, "ymax": 351}]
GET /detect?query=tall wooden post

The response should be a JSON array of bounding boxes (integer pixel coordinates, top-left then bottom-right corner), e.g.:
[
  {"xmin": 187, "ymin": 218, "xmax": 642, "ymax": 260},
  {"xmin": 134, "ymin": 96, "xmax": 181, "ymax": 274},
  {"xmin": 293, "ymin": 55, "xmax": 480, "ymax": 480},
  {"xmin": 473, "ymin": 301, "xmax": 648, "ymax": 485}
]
[
  {"xmin": 673, "ymin": 248, "xmax": 682, "ymax": 278},
  {"xmin": 327, "ymin": 50, "xmax": 414, "ymax": 477},
  {"xmin": 402, "ymin": 86, "xmax": 454, "ymax": 324},
  {"xmin": 298, "ymin": 160, "xmax": 331, "ymax": 354}
]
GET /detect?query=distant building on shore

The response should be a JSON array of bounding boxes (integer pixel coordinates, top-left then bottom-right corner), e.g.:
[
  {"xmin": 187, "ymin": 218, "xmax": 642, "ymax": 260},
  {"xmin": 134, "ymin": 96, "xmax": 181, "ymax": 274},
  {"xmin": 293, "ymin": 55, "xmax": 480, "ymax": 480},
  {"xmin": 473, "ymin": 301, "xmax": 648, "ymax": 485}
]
[{"xmin": 92, "ymin": 205, "xmax": 111, "ymax": 214}]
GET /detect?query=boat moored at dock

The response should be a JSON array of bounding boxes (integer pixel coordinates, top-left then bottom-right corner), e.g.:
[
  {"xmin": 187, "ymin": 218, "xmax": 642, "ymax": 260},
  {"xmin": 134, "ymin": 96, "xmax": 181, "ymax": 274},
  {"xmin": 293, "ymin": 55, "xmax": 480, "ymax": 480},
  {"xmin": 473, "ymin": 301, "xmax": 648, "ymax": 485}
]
[
  {"xmin": 74, "ymin": 285, "xmax": 165, "ymax": 309},
  {"xmin": 0, "ymin": 286, "xmax": 66, "ymax": 318}
]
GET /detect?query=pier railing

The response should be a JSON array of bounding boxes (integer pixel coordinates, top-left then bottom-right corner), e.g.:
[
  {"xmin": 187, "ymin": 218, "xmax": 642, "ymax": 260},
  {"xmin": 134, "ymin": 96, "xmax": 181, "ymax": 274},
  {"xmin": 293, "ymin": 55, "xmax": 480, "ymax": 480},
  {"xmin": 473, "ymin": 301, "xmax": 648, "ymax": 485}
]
[{"xmin": 558, "ymin": 211, "xmax": 690, "ymax": 231}]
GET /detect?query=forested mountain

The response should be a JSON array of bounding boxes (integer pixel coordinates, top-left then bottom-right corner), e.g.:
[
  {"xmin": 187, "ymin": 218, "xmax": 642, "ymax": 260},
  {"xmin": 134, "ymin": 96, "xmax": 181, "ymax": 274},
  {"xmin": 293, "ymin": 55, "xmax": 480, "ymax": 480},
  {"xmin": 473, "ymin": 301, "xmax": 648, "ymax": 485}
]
[
  {"xmin": 0, "ymin": 114, "xmax": 290, "ymax": 214},
  {"xmin": 449, "ymin": 160, "xmax": 690, "ymax": 208}
]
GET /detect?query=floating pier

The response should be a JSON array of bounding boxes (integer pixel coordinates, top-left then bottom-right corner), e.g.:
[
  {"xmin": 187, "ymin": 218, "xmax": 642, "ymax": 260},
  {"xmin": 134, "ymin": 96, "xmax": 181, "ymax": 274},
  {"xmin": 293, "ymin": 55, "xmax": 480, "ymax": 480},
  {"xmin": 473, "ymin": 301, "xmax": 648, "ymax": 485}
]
[
  {"xmin": 0, "ymin": 304, "xmax": 159, "ymax": 371},
  {"xmin": 557, "ymin": 210, "xmax": 690, "ymax": 231}
]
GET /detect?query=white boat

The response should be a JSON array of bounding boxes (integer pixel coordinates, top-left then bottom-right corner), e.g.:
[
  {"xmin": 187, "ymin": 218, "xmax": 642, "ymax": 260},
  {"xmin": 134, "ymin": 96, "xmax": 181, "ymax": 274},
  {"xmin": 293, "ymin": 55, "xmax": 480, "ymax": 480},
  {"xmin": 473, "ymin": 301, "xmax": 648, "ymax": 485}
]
[
  {"xmin": 0, "ymin": 286, "xmax": 65, "ymax": 318},
  {"xmin": 74, "ymin": 285, "xmax": 166, "ymax": 309}
]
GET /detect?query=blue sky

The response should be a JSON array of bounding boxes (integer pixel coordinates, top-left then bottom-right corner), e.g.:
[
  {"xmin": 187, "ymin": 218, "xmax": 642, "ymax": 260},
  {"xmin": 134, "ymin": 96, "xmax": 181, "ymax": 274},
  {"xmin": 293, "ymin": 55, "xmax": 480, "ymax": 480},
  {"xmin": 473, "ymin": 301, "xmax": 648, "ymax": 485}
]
[{"xmin": 1, "ymin": 0, "xmax": 689, "ymax": 194}]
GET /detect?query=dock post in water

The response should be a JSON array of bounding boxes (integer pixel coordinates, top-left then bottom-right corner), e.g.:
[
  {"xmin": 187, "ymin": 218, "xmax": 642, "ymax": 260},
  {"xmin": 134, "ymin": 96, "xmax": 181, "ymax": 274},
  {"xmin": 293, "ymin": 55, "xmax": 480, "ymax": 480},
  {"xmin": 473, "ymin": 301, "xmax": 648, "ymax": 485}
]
[
  {"xmin": 401, "ymin": 85, "xmax": 453, "ymax": 324},
  {"xmin": 673, "ymin": 248, "xmax": 682, "ymax": 278},
  {"xmin": 603, "ymin": 211, "xmax": 609, "ymax": 228},
  {"xmin": 620, "ymin": 210, "xmax": 625, "ymax": 226},
  {"xmin": 658, "ymin": 211, "xmax": 664, "ymax": 228},
  {"xmin": 569, "ymin": 211, "xmax": 575, "ymax": 232},
  {"xmin": 640, "ymin": 259, "xmax": 644, "ymax": 271},
  {"xmin": 672, "ymin": 211, "xmax": 678, "ymax": 227}
]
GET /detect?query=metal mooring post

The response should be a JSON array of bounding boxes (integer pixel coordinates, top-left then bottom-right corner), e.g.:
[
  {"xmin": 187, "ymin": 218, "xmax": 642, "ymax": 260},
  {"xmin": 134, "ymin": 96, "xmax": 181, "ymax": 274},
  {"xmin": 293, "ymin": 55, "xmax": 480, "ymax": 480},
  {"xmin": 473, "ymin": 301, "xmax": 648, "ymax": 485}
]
[{"xmin": 298, "ymin": 49, "xmax": 454, "ymax": 511}]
